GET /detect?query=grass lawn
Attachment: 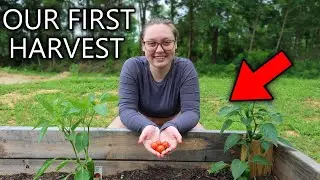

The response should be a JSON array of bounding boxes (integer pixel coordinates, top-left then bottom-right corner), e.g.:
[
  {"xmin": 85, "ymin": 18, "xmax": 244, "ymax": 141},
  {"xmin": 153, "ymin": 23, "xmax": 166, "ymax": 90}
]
[{"xmin": 0, "ymin": 71, "xmax": 319, "ymax": 163}]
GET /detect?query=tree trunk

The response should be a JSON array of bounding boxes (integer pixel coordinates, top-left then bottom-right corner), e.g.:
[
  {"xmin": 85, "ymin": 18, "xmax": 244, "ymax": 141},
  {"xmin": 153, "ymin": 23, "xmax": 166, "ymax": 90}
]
[
  {"xmin": 275, "ymin": 8, "xmax": 289, "ymax": 52},
  {"xmin": 211, "ymin": 27, "xmax": 219, "ymax": 64},
  {"xmin": 249, "ymin": 13, "xmax": 259, "ymax": 52},
  {"xmin": 187, "ymin": 0, "xmax": 194, "ymax": 60},
  {"xmin": 294, "ymin": 34, "xmax": 300, "ymax": 59},
  {"xmin": 139, "ymin": 0, "xmax": 148, "ymax": 55},
  {"xmin": 140, "ymin": 0, "xmax": 147, "ymax": 29},
  {"xmin": 170, "ymin": 0, "xmax": 175, "ymax": 22}
]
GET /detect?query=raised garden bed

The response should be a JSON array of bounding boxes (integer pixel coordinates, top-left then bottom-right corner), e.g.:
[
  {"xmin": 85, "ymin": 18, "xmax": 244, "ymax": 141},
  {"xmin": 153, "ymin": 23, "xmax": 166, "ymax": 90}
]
[{"xmin": 0, "ymin": 127, "xmax": 319, "ymax": 179}]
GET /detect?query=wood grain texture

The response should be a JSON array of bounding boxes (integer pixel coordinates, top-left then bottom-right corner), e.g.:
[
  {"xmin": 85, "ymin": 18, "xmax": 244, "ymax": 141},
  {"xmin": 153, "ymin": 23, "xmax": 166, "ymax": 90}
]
[
  {"xmin": 1, "ymin": 126, "xmax": 319, "ymax": 180},
  {"xmin": 0, "ymin": 159, "xmax": 212, "ymax": 176},
  {"xmin": 241, "ymin": 140, "xmax": 273, "ymax": 177},
  {"xmin": 273, "ymin": 143, "xmax": 320, "ymax": 180},
  {"xmin": 0, "ymin": 126, "xmax": 242, "ymax": 162}
]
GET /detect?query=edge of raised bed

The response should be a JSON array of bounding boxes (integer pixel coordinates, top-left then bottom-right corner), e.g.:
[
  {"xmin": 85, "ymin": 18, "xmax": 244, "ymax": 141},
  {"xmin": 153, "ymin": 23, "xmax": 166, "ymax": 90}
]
[{"xmin": 0, "ymin": 126, "xmax": 319, "ymax": 180}]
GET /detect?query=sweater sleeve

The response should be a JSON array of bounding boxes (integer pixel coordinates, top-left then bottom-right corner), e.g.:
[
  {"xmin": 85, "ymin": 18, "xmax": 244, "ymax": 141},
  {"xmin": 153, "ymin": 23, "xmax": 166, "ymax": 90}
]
[
  {"xmin": 118, "ymin": 59, "xmax": 158, "ymax": 133},
  {"xmin": 160, "ymin": 60, "xmax": 200, "ymax": 133}
]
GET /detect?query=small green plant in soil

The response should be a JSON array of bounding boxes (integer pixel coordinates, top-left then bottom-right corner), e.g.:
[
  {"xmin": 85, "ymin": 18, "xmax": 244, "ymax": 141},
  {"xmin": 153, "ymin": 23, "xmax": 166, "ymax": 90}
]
[
  {"xmin": 209, "ymin": 101, "xmax": 292, "ymax": 180},
  {"xmin": 33, "ymin": 93, "xmax": 108, "ymax": 180}
]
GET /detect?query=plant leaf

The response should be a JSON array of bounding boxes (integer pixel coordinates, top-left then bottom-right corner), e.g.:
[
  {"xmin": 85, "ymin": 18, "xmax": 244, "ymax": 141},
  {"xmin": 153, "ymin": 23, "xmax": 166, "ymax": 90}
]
[
  {"xmin": 100, "ymin": 93, "xmax": 108, "ymax": 102},
  {"xmin": 220, "ymin": 119, "xmax": 233, "ymax": 134},
  {"xmin": 38, "ymin": 121, "xmax": 49, "ymax": 143},
  {"xmin": 209, "ymin": 161, "xmax": 228, "ymax": 173},
  {"xmin": 237, "ymin": 139, "xmax": 247, "ymax": 145},
  {"xmin": 218, "ymin": 105, "xmax": 240, "ymax": 117},
  {"xmin": 278, "ymin": 136, "xmax": 293, "ymax": 148},
  {"xmin": 33, "ymin": 117, "xmax": 48, "ymax": 130},
  {"xmin": 230, "ymin": 159, "xmax": 248, "ymax": 180},
  {"xmin": 87, "ymin": 158, "xmax": 95, "ymax": 179},
  {"xmin": 270, "ymin": 113, "xmax": 283, "ymax": 124},
  {"xmin": 238, "ymin": 176, "xmax": 248, "ymax": 180},
  {"xmin": 88, "ymin": 93, "xmax": 96, "ymax": 103},
  {"xmin": 259, "ymin": 123, "xmax": 278, "ymax": 145},
  {"xmin": 255, "ymin": 115, "xmax": 264, "ymax": 120},
  {"xmin": 34, "ymin": 159, "xmax": 54, "ymax": 180},
  {"xmin": 66, "ymin": 131, "xmax": 76, "ymax": 142},
  {"xmin": 67, "ymin": 107, "xmax": 81, "ymax": 115},
  {"xmin": 251, "ymin": 155, "xmax": 271, "ymax": 165},
  {"xmin": 75, "ymin": 132, "xmax": 89, "ymax": 153},
  {"xmin": 263, "ymin": 101, "xmax": 274, "ymax": 109},
  {"xmin": 37, "ymin": 97, "xmax": 54, "ymax": 115},
  {"xmin": 260, "ymin": 139, "xmax": 272, "ymax": 153},
  {"xmin": 69, "ymin": 99, "xmax": 88, "ymax": 110},
  {"xmin": 71, "ymin": 119, "xmax": 82, "ymax": 131},
  {"xmin": 94, "ymin": 104, "xmax": 107, "ymax": 116},
  {"xmin": 75, "ymin": 168, "xmax": 90, "ymax": 180},
  {"xmin": 56, "ymin": 159, "xmax": 71, "ymax": 171},
  {"xmin": 224, "ymin": 134, "xmax": 241, "ymax": 153},
  {"xmin": 241, "ymin": 117, "xmax": 252, "ymax": 126},
  {"xmin": 257, "ymin": 108, "xmax": 268, "ymax": 115}
]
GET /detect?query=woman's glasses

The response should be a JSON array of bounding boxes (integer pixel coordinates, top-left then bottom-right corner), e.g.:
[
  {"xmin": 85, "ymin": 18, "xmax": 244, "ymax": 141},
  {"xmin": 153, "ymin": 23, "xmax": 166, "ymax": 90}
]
[{"xmin": 142, "ymin": 40, "xmax": 176, "ymax": 52}]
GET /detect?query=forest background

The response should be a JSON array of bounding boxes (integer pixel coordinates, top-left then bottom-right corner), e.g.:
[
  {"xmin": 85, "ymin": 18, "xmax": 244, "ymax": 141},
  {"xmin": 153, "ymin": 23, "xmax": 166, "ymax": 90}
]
[{"xmin": 0, "ymin": 0, "xmax": 319, "ymax": 78}]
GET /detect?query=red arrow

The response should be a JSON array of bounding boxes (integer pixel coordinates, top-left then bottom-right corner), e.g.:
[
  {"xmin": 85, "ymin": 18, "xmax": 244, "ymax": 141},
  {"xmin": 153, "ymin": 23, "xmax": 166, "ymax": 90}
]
[{"xmin": 230, "ymin": 51, "xmax": 293, "ymax": 101}]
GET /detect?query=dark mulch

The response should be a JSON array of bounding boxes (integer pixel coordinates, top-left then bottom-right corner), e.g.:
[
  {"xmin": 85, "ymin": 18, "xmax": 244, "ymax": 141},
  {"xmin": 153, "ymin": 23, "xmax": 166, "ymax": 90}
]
[
  {"xmin": 105, "ymin": 166, "xmax": 233, "ymax": 180},
  {"xmin": 0, "ymin": 166, "xmax": 276, "ymax": 180},
  {"xmin": 0, "ymin": 172, "xmax": 70, "ymax": 180}
]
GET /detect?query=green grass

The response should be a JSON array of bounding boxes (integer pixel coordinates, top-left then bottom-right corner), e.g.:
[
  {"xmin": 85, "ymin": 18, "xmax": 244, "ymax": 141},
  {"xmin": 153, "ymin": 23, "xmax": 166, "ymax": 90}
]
[
  {"xmin": 0, "ymin": 67, "xmax": 58, "ymax": 77},
  {"xmin": 0, "ymin": 73, "xmax": 319, "ymax": 163}
]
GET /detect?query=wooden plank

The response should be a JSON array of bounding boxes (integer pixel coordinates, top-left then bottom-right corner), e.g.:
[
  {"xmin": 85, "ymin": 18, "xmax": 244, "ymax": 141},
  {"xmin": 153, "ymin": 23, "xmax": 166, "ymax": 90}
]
[
  {"xmin": 0, "ymin": 159, "xmax": 212, "ymax": 176},
  {"xmin": 0, "ymin": 126, "xmax": 242, "ymax": 162},
  {"xmin": 273, "ymin": 143, "xmax": 320, "ymax": 180}
]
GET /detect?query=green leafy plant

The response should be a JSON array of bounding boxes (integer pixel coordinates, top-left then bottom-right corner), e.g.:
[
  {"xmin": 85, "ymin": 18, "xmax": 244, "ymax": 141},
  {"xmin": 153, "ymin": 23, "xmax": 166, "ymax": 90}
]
[
  {"xmin": 208, "ymin": 101, "xmax": 292, "ymax": 179},
  {"xmin": 33, "ymin": 93, "xmax": 108, "ymax": 180}
]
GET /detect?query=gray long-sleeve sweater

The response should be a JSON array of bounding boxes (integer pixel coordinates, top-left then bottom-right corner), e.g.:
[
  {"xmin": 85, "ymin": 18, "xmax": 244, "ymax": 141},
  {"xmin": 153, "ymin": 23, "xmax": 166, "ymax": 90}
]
[{"xmin": 118, "ymin": 56, "xmax": 200, "ymax": 133}]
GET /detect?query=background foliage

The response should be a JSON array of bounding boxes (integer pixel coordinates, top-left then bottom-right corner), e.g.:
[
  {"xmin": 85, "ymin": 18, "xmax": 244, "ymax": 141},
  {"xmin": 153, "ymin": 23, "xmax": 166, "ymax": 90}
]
[{"xmin": 0, "ymin": 0, "xmax": 319, "ymax": 78}]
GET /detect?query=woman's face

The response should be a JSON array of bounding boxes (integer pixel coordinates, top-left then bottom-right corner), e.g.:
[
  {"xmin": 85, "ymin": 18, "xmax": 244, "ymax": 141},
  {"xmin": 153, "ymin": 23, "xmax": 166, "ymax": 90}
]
[{"xmin": 142, "ymin": 24, "xmax": 177, "ymax": 69}]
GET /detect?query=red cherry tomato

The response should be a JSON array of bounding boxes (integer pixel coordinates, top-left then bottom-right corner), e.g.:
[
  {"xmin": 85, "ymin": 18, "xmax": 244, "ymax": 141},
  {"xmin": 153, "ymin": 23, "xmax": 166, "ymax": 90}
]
[
  {"xmin": 156, "ymin": 140, "xmax": 161, "ymax": 145},
  {"xmin": 151, "ymin": 142, "xmax": 158, "ymax": 150},
  {"xmin": 156, "ymin": 145, "xmax": 165, "ymax": 153},
  {"xmin": 161, "ymin": 141, "xmax": 170, "ymax": 149}
]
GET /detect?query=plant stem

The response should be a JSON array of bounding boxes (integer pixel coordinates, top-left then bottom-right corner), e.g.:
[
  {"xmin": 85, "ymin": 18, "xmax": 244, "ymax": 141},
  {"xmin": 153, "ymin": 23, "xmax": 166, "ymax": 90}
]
[
  {"xmin": 71, "ymin": 141, "xmax": 82, "ymax": 164},
  {"xmin": 85, "ymin": 124, "xmax": 91, "ymax": 159},
  {"xmin": 252, "ymin": 102, "xmax": 258, "ymax": 138},
  {"xmin": 82, "ymin": 110, "xmax": 88, "ymax": 132},
  {"xmin": 64, "ymin": 173, "xmax": 74, "ymax": 180},
  {"xmin": 61, "ymin": 128, "xmax": 81, "ymax": 165}
]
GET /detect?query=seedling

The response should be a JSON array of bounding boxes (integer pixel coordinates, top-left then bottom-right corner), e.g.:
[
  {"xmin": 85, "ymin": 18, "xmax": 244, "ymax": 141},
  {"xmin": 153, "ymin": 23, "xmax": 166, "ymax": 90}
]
[{"xmin": 33, "ymin": 93, "xmax": 108, "ymax": 180}]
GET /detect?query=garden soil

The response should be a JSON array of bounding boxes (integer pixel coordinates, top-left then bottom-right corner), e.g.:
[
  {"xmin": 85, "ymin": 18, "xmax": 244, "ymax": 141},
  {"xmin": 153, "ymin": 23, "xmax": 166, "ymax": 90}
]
[{"xmin": 0, "ymin": 166, "xmax": 277, "ymax": 180}]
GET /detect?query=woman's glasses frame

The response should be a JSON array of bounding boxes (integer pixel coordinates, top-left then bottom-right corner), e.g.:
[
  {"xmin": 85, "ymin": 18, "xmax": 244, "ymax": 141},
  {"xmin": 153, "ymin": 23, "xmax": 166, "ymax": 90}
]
[{"xmin": 142, "ymin": 39, "xmax": 176, "ymax": 52}]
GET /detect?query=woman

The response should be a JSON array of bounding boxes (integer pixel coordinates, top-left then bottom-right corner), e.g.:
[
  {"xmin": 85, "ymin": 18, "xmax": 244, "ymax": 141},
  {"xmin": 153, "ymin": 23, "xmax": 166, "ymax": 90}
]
[{"xmin": 108, "ymin": 18, "xmax": 204, "ymax": 158}]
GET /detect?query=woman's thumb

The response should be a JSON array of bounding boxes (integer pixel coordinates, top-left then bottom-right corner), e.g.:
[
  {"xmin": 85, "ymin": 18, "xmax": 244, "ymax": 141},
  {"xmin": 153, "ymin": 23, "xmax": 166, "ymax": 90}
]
[
  {"xmin": 138, "ymin": 132, "xmax": 146, "ymax": 144},
  {"xmin": 174, "ymin": 132, "xmax": 182, "ymax": 143}
]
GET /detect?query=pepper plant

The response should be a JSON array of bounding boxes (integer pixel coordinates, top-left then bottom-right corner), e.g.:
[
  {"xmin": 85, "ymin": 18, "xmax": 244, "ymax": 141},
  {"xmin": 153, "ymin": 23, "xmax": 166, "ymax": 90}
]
[
  {"xmin": 208, "ymin": 101, "xmax": 292, "ymax": 179},
  {"xmin": 33, "ymin": 93, "xmax": 108, "ymax": 180}
]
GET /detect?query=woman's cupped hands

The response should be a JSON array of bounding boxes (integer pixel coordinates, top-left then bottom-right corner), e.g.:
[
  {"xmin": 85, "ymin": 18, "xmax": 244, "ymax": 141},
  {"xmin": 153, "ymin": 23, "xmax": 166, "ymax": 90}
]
[{"xmin": 138, "ymin": 125, "xmax": 182, "ymax": 158}]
